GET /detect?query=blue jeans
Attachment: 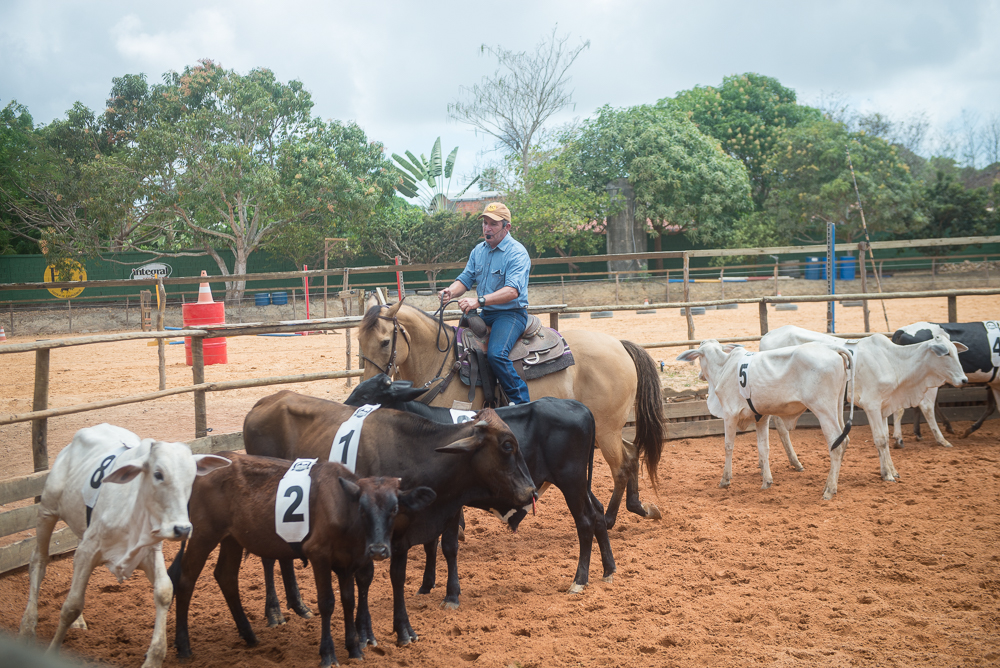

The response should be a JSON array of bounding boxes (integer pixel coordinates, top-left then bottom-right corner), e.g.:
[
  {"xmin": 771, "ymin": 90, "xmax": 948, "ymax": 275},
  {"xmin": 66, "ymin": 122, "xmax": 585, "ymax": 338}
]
[{"xmin": 480, "ymin": 308, "xmax": 531, "ymax": 405}]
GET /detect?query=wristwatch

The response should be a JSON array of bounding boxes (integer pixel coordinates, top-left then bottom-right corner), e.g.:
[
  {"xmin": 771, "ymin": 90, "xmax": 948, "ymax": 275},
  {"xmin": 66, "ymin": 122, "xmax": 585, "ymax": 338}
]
[{"xmin": 478, "ymin": 295, "xmax": 486, "ymax": 308}]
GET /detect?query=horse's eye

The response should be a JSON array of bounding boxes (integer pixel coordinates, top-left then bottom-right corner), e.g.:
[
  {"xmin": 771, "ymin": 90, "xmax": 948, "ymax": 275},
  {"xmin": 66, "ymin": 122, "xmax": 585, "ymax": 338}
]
[{"xmin": 381, "ymin": 340, "xmax": 390, "ymax": 348}]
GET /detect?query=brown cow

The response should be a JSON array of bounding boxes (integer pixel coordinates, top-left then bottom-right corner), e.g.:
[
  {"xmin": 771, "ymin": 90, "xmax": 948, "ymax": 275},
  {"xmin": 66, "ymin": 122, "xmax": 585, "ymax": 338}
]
[
  {"xmin": 168, "ymin": 453, "xmax": 435, "ymax": 667},
  {"xmin": 243, "ymin": 391, "xmax": 536, "ymax": 646}
]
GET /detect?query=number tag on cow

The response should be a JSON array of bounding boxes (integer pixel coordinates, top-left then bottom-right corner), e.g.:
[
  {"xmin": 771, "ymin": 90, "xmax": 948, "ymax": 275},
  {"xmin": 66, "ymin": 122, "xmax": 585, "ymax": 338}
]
[
  {"xmin": 984, "ymin": 321, "xmax": 1000, "ymax": 368},
  {"xmin": 844, "ymin": 339, "xmax": 860, "ymax": 357},
  {"xmin": 329, "ymin": 404, "xmax": 379, "ymax": 473},
  {"xmin": 737, "ymin": 351, "xmax": 755, "ymax": 401},
  {"xmin": 275, "ymin": 458, "xmax": 318, "ymax": 543},
  {"xmin": 82, "ymin": 442, "xmax": 134, "ymax": 524},
  {"xmin": 449, "ymin": 409, "xmax": 477, "ymax": 424}
]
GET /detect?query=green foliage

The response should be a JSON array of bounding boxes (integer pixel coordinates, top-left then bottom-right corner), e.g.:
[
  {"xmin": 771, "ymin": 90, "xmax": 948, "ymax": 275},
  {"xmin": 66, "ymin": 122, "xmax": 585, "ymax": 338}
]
[
  {"xmin": 765, "ymin": 117, "xmax": 924, "ymax": 244},
  {"xmin": 575, "ymin": 104, "xmax": 752, "ymax": 244},
  {"xmin": 909, "ymin": 171, "xmax": 998, "ymax": 253},
  {"xmin": 361, "ymin": 200, "xmax": 481, "ymax": 288},
  {"xmin": 504, "ymin": 141, "xmax": 607, "ymax": 257},
  {"xmin": 667, "ymin": 73, "xmax": 821, "ymax": 210},
  {"xmin": 391, "ymin": 137, "xmax": 479, "ymax": 212}
]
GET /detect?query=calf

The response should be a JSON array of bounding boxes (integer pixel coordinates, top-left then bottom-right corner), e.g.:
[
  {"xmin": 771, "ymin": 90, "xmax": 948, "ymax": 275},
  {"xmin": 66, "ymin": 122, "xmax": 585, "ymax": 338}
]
[
  {"xmin": 677, "ymin": 340, "xmax": 854, "ymax": 500},
  {"xmin": 891, "ymin": 321, "xmax": 999, "ymax": 443},
  {"xmin": 169, "ymin": 453, "xmax": 434, "ymax": 667},
  {"xmin": 760, "ymin": 326, "xmax": 968, "ymax": 483},
  {"xmin": 243, "ymin": 392, "xmax": 536, "ymax": 646},
  {"xmin": 345, "ymin": 374, "xmax": 615, "ymax": 595},
  {"xmin": 18, "ymin": 424, "xmax": 229, "ymax": 668}
]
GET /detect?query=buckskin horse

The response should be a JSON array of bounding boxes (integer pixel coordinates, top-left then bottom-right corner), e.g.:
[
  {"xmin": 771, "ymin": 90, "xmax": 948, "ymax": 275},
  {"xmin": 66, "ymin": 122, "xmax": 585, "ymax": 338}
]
[{"xmin": 357, "ymin": 299, "xmax": 665, "ymax": 528}]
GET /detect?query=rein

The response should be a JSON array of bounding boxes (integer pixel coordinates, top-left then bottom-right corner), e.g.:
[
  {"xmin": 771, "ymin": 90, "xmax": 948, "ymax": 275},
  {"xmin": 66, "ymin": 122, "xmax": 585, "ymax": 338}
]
[{"xmin": 358, "ymin": 308, "xmax": 412, "ymax": 378}]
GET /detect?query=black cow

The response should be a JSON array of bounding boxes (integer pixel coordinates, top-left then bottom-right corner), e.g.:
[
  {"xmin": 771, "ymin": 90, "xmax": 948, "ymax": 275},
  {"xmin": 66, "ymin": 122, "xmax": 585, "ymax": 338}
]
[
  {"xmin": 242, "ymin": 394, "xmax": 536, "ymax": 646},
  {"xmin": 345, "ymin": 374, "xmax": 616, "ymax": 596},
  {"xmin": 892, "ymin": 321, "xmax": 1000, "ymax": 440}
]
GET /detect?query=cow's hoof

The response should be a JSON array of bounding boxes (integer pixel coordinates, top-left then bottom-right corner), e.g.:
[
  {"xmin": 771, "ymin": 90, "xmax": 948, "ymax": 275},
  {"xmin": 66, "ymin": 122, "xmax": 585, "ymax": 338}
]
[
  {"xmin": 643, "ymin": 503, "xmax": 662, "ymax": 520},
  {"xmin": 822, "ymin": 492, "xmax": 835, "ymax": 501},
  {"xmin": 457, "ymin": 526, "xmax": 465, "ymax": 542},
  {"xmin": 70, "ymin": 615, "xmax": 87, "ymax": 630},
  {"xmin": 602, "ymin": 574, "xmax": 614, "ymax": 584},
  {"xmin": 760, "ymin": 481, "xmax": 772, "ymax": 490},
  {"xmin": 893, "ymin": 439, "xmax": 904, "ymax": 449},
  {"xmin": 266, "ymin": 617, "xmax": 286, "ymax": 628},
  {"xmin": 440, "ymin": 600, "xmax": 459, "ymax": 610},
  {"xmin": 292, "ymin": 606, "xmax": 313, "ymax": 619},
  {"xmin": 938, "ymin": 441, "xmax": 953, "ymax": 448},
  {"xmin": 568, "ymin": 583, "xmax": 586, "ymax": 594},
  {"xmin": 396, "ymin": 632, "xmax": 417, "ymax": 647},
  {"xmin": 718, "ymin": 481, "xmax": 731, "ymax": 489}
]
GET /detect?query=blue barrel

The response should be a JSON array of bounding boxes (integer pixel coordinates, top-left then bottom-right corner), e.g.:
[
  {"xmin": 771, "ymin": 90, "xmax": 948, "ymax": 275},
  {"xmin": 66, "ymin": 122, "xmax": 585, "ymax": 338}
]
[
  {"xmin": 805, "ymin": 257, "xmax": 824, "ymax": 280},
  {"xmin": 272, "ymin": 291, "xmax": 288, "ymax": 305},
  {"xmin": 838, "ymin": 256, "xmax": 856, "ymax": 280},
  {"xmin": 254, "ymin": 293, "xmax": 271, "ymax": 306}
]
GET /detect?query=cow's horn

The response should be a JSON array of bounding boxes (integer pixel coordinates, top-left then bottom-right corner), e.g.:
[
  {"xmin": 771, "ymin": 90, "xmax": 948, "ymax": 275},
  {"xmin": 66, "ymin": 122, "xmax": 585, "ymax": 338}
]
[{"xmin": 475, "ymin": 420, "xmax": 488, "ymax": 427}]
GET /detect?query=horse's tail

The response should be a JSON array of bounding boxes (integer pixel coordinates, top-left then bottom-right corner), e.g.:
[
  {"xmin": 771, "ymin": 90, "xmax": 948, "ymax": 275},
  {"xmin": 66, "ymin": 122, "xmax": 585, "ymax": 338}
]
[{"xmin": 621, "ymin": 340, "xmax": 665, "ymax": 491}]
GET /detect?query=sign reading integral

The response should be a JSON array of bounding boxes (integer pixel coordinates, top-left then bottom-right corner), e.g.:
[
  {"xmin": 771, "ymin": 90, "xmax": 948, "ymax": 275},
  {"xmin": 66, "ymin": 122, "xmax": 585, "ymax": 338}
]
[{"xmin": 130, "ymin": 262, "xmax": 173, "ymax": 280}]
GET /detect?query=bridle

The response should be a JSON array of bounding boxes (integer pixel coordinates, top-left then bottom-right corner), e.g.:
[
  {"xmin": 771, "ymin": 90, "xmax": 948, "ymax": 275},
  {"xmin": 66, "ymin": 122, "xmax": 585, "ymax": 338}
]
[
  {"xmin": 358, "ymin": 307, "xmax": 411, "ymax": 378},
  {"xmin": 358, "ymin": 302, "xmax": 457, "ymax": 382}
]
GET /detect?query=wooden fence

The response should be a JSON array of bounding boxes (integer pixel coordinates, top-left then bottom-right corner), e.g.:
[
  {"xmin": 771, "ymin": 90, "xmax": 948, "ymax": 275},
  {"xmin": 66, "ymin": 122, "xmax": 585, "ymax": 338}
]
[{"xmin": 1, "ymin": 266, "xmax": 998, "ymax": 573}]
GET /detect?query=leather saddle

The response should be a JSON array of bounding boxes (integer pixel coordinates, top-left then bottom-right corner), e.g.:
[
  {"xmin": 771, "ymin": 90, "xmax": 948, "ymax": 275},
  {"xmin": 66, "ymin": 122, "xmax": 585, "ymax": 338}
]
[{"xmin": 461, "ymin": 314, "xmax": 566, "ymax": 367}]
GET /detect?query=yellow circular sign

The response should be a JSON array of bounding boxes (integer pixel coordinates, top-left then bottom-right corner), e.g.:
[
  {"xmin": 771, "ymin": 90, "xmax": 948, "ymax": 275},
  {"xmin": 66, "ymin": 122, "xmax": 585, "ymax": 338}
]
[{"xmin": 43, "ymin": 260, "xmax": 87, "ymax": 299}]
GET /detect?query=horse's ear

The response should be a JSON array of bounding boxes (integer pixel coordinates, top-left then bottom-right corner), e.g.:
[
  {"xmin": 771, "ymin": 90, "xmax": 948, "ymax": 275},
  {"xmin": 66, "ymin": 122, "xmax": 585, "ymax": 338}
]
[{"xmin": 386, "ymin": 299, "xmax": 404, "ymax": 317}]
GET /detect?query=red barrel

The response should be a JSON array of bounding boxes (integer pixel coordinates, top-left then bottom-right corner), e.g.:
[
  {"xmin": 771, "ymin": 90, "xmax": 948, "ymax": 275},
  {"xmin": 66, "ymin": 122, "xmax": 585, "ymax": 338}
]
[{"xmin": 183, "ymin": 302, "xmax": 227, "ymax": 366}]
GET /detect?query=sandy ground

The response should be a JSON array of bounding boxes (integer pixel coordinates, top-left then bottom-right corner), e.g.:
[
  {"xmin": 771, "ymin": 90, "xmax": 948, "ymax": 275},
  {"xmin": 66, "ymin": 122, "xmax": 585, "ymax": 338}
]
[{"xmin": 0, "ymin": 296, "xmax": 998, "ymax": 667}]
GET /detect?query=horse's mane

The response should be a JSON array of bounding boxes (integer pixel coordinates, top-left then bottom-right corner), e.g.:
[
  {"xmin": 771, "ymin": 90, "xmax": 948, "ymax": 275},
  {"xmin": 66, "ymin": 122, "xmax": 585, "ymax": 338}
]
[{"xmin": 359, "ymin": 301, "xmax": 439, "ymax": 337}]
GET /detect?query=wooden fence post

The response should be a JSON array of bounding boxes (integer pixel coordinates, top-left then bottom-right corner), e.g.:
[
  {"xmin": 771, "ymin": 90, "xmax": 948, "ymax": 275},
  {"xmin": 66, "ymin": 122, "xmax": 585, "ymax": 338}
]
[
  {"xmin": 31, "ymin": 349, "xmax": 50, "ymax": 477},
  {"xmin": 683, "ymin": 253, "xmax": 694, "ymax": 347},
  {"xmin": 192, "ymin": 337, "xmax": 207, "ymax": 438},
  {"xmin": 758, "ymin": 299, "xmax": 769, "ymax": 336},
  {"xmin": 549, "ymin": 311, "xmax": 560, "ymax": 331},
  {"xmin": 948, "ymin": 295, "xmax": 957, "ymax": 323}
]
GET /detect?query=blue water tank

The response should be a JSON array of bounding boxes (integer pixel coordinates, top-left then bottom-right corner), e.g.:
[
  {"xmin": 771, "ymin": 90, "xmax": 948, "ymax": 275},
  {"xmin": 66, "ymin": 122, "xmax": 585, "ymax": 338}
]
[
  {"xmin": 838, "ymin": 256, "xmax": 856, "ymax": 280},
  {"xmin": 254, "ymin": 293, "xmax": 271, "ymax": 306},
  {"xmin": 805, "ymin": 257, "xmax": 825, "ymax": 280},
  {"xmin": 271, "ymin": 291, "xmax": 288, "ymax": 305}
]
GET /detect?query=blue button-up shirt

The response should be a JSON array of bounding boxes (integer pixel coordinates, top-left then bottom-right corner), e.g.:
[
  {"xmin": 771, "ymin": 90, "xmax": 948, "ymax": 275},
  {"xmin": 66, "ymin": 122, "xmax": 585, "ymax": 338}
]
[{"xmin": 455, "ymin": 234, "xmax": 530, "ymax": 311}]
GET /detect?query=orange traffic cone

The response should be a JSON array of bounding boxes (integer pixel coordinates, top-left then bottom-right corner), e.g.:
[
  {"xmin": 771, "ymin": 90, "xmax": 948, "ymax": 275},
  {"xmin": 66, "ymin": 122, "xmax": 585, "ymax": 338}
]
[
  {"xmin": 0, "ymin": 326, "xmax": 6, "ymax": 342},
  {"xmin": 197, "ymin": 270, "xmax": 214, "ymax": 303}
]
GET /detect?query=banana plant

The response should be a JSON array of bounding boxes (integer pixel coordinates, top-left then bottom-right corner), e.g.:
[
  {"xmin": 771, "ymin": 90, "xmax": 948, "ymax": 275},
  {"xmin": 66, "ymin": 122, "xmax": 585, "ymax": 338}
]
[{"xmin": 392, "ymin": 137, "xmax": 480, "ymax": 213}]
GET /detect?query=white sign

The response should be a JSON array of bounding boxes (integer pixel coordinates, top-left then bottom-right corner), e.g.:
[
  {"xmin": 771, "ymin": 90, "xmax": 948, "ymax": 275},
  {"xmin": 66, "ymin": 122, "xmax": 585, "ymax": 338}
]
[
  {"xmin": 449, "ymin": 409, "xmax": 478, "ymax": 424},
  {"xmin": 82, "ymin": 442, "xmax": 134, "ymax": 524},
  {"xmin": 737, "ymin": 351, "xmax": 755, "ymax": 401},
  {"xmin": 275, "ymin": 458, "xmax": 318, "ymax": 543},
  {"xmin": 329, "ymin": 404, "xmax": 380, "ymax": 473},
  {"xmin": 130, "ymin": 263, "xmax": 173, "ymax": 280},
  {"xmin": 984, "ymin": 321, "xmax": 1000, "ymax": 368}
]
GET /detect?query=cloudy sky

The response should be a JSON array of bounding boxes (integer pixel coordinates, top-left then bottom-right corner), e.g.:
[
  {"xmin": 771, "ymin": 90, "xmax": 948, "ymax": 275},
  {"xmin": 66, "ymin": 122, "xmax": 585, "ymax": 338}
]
[{"xmin": 2, "ymin": 0, "xmax": 998, "ymax": 185}]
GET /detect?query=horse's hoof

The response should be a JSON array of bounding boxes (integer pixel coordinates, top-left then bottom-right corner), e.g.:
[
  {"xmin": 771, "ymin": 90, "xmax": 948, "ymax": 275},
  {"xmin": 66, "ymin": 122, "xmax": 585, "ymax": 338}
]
[
  {"xmin": 440, "ymin": 601, "xmax": 459, "ymax": 611},
  {"xmin": 602, "ymin": 574, "xmax": 614, "ymax": 584},
  {"xmin": 568, "ymin": 583, "xmax": 585, "ymax": 595},
  {"xmin": 642, "ymin": 503, "xmax": 662, "ymax": 520}
]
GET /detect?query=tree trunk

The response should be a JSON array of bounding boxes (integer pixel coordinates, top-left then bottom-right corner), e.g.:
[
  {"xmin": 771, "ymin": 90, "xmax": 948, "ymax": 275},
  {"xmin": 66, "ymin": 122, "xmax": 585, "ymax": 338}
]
[{"xmin": 425, "ymin": 270, "xmax": 440, "ymax": 291}]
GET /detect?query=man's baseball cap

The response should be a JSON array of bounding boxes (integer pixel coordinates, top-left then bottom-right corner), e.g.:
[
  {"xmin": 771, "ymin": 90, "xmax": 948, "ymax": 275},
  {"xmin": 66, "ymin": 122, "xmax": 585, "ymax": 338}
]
[{"xmin": 479, "ymin": 202, "xmax": 511, "ymax": 224}]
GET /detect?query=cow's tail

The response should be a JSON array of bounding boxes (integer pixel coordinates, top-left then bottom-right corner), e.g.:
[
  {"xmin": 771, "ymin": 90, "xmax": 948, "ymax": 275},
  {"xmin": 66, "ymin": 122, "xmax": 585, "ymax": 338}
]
[
  {"xmin": 167, "ymin": 540, "xmax": 185, "ymax": 593},
  {"xmin": 621, "ymin": 340, "xmax": 665, "ymax": 491},
  {"xmin": 830, "ymin": 347, "xmax": 855, "ymax": 450}
]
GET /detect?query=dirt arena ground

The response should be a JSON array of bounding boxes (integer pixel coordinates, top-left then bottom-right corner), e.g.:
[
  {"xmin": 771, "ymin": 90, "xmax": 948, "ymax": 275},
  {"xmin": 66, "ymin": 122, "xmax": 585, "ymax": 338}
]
[{"xmin": 0, "ymin": 296, "xmax": 998, "ymax": 667}]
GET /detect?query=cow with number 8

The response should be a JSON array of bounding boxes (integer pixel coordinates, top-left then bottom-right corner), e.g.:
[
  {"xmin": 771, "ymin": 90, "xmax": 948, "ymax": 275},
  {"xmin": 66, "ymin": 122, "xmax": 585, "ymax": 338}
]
[{"xmin": 19, "ymin": 423, "xmax": 230, "ymax": 668}]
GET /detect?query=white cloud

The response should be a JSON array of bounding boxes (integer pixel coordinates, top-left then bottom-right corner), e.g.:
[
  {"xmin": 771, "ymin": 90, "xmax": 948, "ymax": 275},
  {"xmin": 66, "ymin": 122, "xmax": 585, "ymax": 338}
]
[{"xmin": 111, "ymin": 10, "xmax": 241, "ymax": 70}]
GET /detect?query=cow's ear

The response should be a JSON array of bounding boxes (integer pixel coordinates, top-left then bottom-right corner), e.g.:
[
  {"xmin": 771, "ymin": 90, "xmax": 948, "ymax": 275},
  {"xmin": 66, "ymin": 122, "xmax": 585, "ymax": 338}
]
[
  {"xmin": 435, "ymin": 436, "xmax": 479, "ymax": 454},
  {"xmin": 953, "ymin": 342, "xmax": 969, "ymax": 353},
  {"xmin": 676, "ymin": 349, "xmax": 702, "ymax": 363},
  {"xmin": 103, "ymin": 464, "xmax": 144, "ymax": 485},
  {"xmin": 399, "ymin": 486, "xmax": 436, "ymax": 512},
  {"xmin": 193, "ymin": 455, "xmax": 231, "ymax": 476},
  {"xmin": 339, "ymin": 477, "xmax": 362, "ymax": 501},
  {"xmin": 722, "ymin": 344, "xmax": 743, "ymax": 353}
]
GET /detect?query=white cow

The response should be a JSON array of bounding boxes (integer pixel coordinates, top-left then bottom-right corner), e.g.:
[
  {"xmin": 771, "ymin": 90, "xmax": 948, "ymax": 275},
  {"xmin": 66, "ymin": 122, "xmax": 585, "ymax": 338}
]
[
  {"xmin": 19, "ymin": 424, "xmax": 229, "ymax": 668},
  {"xmin": 677, "ymin": 339, "xmax": 854, "ymax": 500},
  {"xmin": 760, "ymin": 326, "xmax": 968, "ymax": 483},
  {"xmin": 891, "ymin": 321, "xmax": 999, "ymax": 446}
]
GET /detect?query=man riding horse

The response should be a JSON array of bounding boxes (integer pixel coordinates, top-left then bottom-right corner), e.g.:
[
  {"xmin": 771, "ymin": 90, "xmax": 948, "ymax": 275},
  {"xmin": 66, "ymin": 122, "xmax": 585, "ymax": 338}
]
[{"xmin": 438, "ymin": 201, "xmax": 531, "ymax": 405}]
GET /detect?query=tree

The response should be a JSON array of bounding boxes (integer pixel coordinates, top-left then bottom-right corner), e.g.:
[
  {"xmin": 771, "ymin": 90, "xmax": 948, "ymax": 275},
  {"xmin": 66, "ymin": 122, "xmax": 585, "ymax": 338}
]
[
  {"xmin": 574, "ymin": 104, "xmax": 752, "ymax": 246},
  {"xmin": 765, "ymin": 117, "xmax": 924, "ymax": 244},
  {"xmin": 391, "ymin": 137, "xmax": 479, "ymax": 212},
  {"xmin": 362, "ymin": 199, "xmax": 481, "ymax": 289},
  {"xmin": 667, "ymin": 73, "xmax": 820, "ymax": 210},
  {"xmin": 449, "ymin": 28, "xmax": 590, "ymax": 184},
  {"xmin": 912, "ymin": 170, "xmax": 997, "ymax": 253}
]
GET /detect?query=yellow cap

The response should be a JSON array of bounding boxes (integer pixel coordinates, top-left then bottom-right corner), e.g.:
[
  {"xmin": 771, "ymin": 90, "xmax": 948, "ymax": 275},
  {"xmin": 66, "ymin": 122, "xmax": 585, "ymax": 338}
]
[{"xmin": 479, "ymin": 201, "xmax": 511, "ymax": 224}]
